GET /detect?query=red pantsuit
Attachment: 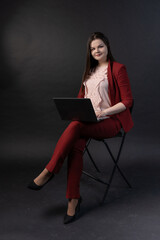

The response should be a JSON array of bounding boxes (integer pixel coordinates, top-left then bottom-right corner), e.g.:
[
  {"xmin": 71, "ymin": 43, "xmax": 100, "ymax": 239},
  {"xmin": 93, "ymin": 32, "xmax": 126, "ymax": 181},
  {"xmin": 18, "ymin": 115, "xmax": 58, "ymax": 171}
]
[
  {"xmin": 46, "ymin": 117, "xmax": 121, "ymax": 199},
  {"xmin": 46, "ymin": 61, "xmax": 134, "ymax": 199}
]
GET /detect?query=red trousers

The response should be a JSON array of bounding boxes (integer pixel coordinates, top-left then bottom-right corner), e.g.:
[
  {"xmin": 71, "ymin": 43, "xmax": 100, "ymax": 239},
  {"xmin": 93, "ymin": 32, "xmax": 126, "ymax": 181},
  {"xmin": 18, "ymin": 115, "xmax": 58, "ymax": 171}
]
[{"xmin": 46, "ymin": 117, "xmax": 121, "ymax": 199}]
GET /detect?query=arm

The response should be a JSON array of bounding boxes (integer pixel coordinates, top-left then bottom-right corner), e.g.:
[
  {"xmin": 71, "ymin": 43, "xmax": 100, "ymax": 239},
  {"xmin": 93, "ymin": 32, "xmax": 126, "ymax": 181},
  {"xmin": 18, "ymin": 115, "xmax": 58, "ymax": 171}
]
[
  {"xmin": 77, "ymin": 84, "xmax": 84, "ymax": 98},
  {"xmin": 96, "ymin": 102, "xmax": 126, "ymax": 117},
  {"xmin": 96, "ymin": 65, "xmax": 133, "ymax": 118}
]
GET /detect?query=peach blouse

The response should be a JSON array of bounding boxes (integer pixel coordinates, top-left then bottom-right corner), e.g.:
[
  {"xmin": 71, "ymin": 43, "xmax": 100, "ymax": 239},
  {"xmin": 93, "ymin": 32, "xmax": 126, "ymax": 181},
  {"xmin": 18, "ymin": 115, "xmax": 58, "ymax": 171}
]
[{"xmin": 83, "ymin": 64, "xmax": 111, "ymax": 119}]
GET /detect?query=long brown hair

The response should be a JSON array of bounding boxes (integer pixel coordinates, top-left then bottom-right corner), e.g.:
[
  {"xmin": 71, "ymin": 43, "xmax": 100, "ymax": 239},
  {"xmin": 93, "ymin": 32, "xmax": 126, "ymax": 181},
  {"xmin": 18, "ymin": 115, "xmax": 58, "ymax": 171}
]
[{"xmin": 81, "ymin": 32, "xmax": 115, "ymax": 93}]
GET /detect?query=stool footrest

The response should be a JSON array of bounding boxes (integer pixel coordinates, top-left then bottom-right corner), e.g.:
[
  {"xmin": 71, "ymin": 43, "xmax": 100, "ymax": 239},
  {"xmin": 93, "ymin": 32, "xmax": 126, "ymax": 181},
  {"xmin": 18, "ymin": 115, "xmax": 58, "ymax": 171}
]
[{"xmin": 82, "ymin": 170, "xmax": 109, "ymax": 185}]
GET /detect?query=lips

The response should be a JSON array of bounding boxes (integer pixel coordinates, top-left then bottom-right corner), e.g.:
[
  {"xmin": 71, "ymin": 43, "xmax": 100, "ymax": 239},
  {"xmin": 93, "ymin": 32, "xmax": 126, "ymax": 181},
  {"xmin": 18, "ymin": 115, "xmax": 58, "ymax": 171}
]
[{"xmin": 95, "ymin": 53, "xmax": 102, "ymax": 57}]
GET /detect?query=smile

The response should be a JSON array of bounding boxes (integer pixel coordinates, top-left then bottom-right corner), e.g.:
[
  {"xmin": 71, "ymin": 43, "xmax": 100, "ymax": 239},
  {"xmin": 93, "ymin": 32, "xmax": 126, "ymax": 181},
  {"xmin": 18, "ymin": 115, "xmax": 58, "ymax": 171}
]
[{"xmin": 95, "ymin": 53, "xmax": 102, "ymax": 56}]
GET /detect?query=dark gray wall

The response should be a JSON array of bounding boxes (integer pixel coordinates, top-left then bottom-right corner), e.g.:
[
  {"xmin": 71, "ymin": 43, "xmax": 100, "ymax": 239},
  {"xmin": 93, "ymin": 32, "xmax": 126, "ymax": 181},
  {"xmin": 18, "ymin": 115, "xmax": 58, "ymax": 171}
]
[{"xmin": 1, "ymin": 0, "xmax": 160, "ymax": 161}]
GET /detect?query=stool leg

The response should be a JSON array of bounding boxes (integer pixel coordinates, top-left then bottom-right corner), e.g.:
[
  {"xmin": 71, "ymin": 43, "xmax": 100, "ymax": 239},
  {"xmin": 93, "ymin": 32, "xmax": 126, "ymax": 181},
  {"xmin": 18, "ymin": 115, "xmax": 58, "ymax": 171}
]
[
  {"xmin": 85, "ymin": 146, "xmax": 101, "ymax": 173},
  {"xmin": 83, "ymin": 136, "xmax": 132, "ymax": 203},
  {"xmin": 103, "ymin": 139, "xmax": 132, "ymax": 188},
  {"xmin": 102, "ymin": 137, "xmax": 132, "ymax": 203},
  {"xmin": 102, "ymin": 162, "xmax": 117, "ymax": 203}
]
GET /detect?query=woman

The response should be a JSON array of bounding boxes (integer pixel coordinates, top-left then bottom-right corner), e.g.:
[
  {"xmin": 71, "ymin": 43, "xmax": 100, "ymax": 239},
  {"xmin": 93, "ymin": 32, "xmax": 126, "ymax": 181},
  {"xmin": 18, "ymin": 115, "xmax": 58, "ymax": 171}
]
[{"xmin": 28, "ymin": 32, "xmax": 133, "ymax": 224}]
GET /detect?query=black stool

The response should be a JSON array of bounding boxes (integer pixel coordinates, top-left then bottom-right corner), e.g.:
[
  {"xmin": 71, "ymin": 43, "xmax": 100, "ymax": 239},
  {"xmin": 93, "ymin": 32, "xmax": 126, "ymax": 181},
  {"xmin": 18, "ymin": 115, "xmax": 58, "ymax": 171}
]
[{"xmin": 82, "ymin": 104, "xmax": 134, "ymax": 203}]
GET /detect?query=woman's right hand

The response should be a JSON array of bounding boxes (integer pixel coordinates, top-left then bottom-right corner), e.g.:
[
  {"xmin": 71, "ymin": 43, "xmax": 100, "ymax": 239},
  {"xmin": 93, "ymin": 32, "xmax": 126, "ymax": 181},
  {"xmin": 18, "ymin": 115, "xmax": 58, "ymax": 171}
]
[
  {"xmin": 95, "ymin": 111, "xmax": 101, "ymax": 118},
  {"xmin": 95, "ymin": 110, "xmax": 107, "ymax": 118}
]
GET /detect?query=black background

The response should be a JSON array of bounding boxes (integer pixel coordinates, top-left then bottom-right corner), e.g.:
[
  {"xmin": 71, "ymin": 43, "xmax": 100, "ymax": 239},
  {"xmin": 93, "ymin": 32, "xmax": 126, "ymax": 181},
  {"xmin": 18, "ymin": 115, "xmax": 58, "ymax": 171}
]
[
  {"xmin": 1, "ymin": 0, "xmax": 160, "ymax": 239},
  {"xmin": 1, "ymin": 0, "xmax": 160, "ymax": 148}
]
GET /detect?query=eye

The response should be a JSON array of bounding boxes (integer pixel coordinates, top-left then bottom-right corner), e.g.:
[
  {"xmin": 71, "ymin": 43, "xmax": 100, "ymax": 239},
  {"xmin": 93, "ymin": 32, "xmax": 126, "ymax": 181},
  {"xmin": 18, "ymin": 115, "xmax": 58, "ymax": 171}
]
[{"xmin": 90, "ymin": 48, "xmax": 94, "ymax": 51}]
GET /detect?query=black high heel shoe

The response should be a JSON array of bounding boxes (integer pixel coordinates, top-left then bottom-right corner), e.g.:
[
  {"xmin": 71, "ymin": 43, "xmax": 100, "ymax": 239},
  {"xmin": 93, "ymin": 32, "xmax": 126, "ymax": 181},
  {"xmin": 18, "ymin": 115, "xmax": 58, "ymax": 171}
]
[
  {"xmin": 64, "ymin": 197, "xmax": 82, "ymax": 224},
  {"xmin": 27, "ymin": 173, "xmax": 54, "ymax": 191}
]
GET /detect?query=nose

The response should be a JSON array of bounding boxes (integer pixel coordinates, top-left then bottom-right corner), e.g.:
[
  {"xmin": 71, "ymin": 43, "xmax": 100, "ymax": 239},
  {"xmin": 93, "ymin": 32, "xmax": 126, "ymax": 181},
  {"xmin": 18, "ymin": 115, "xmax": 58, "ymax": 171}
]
[{"xmin": 95, "ymin": 47, "xmax": 100, "ymax": 53}]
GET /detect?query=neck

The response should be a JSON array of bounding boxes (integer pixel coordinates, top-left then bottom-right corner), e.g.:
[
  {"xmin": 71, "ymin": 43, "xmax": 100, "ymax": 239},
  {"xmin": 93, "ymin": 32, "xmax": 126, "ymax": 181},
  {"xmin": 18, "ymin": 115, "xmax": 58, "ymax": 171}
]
[{"xmin": 98, "ymin": 61, "xmax": 108, "ymax": 67}]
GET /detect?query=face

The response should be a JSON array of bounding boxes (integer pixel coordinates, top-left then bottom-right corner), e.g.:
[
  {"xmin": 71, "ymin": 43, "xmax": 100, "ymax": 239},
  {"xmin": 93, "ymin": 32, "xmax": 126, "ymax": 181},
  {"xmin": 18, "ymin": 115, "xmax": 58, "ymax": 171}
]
[{"xmin": 90, "ymin": 39, "xmax": 108, "ymax": 64}]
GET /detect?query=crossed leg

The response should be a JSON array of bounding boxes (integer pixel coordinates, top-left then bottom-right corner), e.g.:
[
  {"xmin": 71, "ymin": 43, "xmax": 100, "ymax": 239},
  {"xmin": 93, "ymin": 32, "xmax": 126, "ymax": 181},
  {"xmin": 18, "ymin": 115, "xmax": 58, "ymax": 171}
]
[{"xmin": 34, "ymin": 118, "xmax": 121, "ymax": 215}]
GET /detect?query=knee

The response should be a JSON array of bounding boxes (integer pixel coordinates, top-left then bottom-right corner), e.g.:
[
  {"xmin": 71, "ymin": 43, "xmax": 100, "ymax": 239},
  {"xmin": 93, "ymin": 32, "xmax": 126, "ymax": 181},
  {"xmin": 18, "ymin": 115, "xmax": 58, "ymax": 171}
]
[{"xmin": 69, "ymin": 121, "xmax": 83, "ymax": 131}]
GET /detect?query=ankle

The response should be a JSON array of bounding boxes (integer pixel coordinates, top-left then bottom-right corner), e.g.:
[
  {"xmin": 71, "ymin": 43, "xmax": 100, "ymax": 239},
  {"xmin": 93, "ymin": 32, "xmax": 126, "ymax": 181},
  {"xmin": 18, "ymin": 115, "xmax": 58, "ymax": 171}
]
[
  {"xmin": 67, "ymin": 198, "xmax": 80, "ymax": 217},
  {"xmin": 69, "ymin": 198, "xmax": 78, "ymax": 204},
  {"xmin": 67, "ymin": 199, "xmax": 78, "ymax": 211},
  {"xmin": 43, "ymin": 168, "xmax": 52, "ymax": 176},
  {"xmin": 34, "ymin": 169, "xmax": 53, "ymax": 185}
]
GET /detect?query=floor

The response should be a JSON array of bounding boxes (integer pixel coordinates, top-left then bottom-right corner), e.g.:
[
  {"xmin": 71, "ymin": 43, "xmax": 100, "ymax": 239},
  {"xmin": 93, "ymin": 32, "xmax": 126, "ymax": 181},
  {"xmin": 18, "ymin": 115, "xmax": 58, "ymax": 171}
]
[{"xmin": 1, "ymin": 133, "xmax": 160, "ymax": 240}]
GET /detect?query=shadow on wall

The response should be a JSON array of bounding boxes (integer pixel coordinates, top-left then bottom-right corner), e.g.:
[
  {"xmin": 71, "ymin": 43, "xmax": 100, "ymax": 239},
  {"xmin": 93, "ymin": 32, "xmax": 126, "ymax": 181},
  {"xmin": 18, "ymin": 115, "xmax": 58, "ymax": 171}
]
[
  {"xmin": 0, "ymin": 1, "xmax": 23, "ymax": 89},
  {"xmin": 0, "ymin": 0, "xmax": 57, "ymax": 136}
]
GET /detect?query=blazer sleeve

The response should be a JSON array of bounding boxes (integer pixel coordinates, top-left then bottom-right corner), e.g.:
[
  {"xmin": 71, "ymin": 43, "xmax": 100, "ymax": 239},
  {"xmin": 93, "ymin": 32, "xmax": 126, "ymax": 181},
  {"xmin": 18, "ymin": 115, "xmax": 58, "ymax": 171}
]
[
  {"xmin": 77, "ymin": 84, "xmax": 84, "ymax": 98},
  {"xmin": 116, "ymin": 65, "xmax": 133, "ymax": 108}
]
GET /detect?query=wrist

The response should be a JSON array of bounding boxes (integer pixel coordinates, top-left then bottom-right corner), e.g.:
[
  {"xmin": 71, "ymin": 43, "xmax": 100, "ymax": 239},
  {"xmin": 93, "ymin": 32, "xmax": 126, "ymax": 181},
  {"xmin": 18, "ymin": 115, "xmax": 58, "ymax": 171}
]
[{"xmin": 104, "ymin": 109, "xmax": 109, "ymax": 116}]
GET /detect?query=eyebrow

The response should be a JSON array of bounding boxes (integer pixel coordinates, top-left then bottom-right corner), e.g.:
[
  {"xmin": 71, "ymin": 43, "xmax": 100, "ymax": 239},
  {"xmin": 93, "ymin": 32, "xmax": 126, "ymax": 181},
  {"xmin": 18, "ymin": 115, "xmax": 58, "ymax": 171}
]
[{"xmin": 90, "ymin": 44, "xmax": 104, "ymax": 49}]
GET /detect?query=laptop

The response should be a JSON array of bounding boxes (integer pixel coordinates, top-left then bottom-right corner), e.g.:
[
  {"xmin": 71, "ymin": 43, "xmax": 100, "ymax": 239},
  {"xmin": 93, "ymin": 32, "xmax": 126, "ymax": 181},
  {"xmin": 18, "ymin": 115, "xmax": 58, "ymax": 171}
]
[{"xmin": 53, "ymin": 98, "xmax": 106, "ymax": 122}]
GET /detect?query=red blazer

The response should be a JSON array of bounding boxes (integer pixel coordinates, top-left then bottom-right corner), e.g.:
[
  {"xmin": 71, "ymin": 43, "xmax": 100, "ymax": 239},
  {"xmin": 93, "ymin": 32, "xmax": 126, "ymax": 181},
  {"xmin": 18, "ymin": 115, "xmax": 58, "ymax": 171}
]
[{"xmin": 77, "ymin": 61, "xmax": 134, "ymax": 132}]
